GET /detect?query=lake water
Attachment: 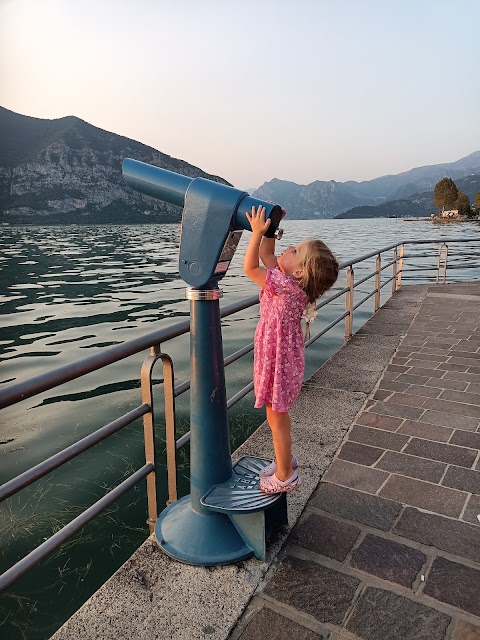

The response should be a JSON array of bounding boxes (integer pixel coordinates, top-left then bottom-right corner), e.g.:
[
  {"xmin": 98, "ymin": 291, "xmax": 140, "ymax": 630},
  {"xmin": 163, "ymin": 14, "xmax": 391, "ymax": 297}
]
[{"xmin": 1, "ymin": 218, "xmax": 479, "ymax": 639}]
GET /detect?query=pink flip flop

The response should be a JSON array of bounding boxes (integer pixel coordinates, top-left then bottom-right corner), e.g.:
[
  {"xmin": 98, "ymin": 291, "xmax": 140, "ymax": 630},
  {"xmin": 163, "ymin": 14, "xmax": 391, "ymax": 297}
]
[{"xmin": 259, "ymin": 471, "xmax": 301, "ymax": 494}]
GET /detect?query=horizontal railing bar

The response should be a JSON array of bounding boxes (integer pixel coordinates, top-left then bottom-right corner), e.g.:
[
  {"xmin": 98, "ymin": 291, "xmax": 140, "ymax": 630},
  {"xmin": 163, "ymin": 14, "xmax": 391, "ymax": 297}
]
[
  {"xmin": 401, "ymin": 275, "xmax": 437, "ymax": 279},
  {"xmin": 447, "ymin": 252, "xmax": 480, "ymax": 257},
  {"xmin": 353, "ymin": 271, "xmax": 377, "ymax": 288},
  {"xmin": 224, "ymin": 343, "xmax": 254, "ymax": 367},
  {"xmin": 0, "ymin": 463, "xmax": 153, "ymax": 592},
  {"xmin": 402, "ymin": 252, "xmax": 441, "ymax": 259},
  {"xmin": 338, "ymin": 242, "xmax": 399, "ymax": 268},
  {"xmin": 221, "ymin": 294, "xmax": 260, "ymax": 317},
  {"xmin": 381, "ymin": 260, "xmax": 395, "ymax": 271},
  {"xmin": 175, "ymin": 432, "xmax": 191, "ymax": 450},
  {"xmin": 399, "ymin": 274, "xmax": 479, "ymax": 280},
  {"xmin": 0, "ymin": 404, "xmax": 151, "ymax": 503},
  {"xmin": 403, "ymin": 266, "xmax": 444, "ymax": 272},
  {"xmin": 316, "ymin": 287, "xmax": 349, "ymax": 309},
  {"xmin": 440, "ymin": 264, "xmax": 480, "ymax": 270},
  {"xmin": 380, "ymin": 276, "xmax": 395, "ymax": 289},
  {"xmin": 353, "ymin": 290, "xmax": 376, "ymax": 311},
  {"xmin": 227, "ymin": 382, "xmax": 255, "ymax": 410},
  {"xmin": 174, "ymin": 380, "xmax": 190, "ymax": 397},
  {"xmin": 304, "ymin": 311, "xmax": 349, "ymax": 347}
]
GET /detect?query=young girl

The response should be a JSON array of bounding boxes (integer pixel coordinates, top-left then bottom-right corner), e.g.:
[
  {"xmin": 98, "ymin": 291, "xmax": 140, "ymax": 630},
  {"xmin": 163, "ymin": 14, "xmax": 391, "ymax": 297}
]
[{"xmin": 244, "ymin": 206, "xmax": 339, "ymax": 494}]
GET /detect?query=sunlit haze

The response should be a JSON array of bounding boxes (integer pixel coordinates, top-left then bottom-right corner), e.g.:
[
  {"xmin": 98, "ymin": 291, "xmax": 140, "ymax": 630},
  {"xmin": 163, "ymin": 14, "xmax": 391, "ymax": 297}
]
[{"xmin": 1, "ymin": 0, "xmax": 479, "ymax": 189}]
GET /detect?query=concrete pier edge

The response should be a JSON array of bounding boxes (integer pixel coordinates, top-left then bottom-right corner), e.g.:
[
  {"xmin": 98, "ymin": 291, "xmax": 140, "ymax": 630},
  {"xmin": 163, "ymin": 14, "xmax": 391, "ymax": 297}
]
[{"xmin": 52, "ymin": 283, "xmax": 474, "ymax": 640}]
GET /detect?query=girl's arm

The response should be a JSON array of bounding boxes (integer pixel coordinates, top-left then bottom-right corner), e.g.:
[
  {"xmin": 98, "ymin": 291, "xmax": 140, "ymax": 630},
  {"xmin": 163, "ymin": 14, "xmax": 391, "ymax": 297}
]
[
  {"xmin": 259, "ymin": 236, "xmax": 278, "ymax": 268},
  {"xmin": 259, "ymin": 207, "xmax": 285, "ymax": 268},
  {"xmin": 244, "ymin": 206, "xmax": 271, "ymax": 288}
]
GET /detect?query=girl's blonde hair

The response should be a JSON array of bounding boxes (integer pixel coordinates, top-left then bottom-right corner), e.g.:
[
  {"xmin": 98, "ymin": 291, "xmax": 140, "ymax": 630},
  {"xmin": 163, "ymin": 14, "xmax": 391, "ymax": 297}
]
[{"xmin": 297, "ymin": 239, "xmax": 339, "ymax": 304}]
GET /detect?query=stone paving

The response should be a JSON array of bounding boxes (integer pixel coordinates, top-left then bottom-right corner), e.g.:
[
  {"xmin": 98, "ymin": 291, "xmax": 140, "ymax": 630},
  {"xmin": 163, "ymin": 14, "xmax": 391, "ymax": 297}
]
[{"xmin": 230, "ymin": 283, "xmax": 480, "ymax": 640}]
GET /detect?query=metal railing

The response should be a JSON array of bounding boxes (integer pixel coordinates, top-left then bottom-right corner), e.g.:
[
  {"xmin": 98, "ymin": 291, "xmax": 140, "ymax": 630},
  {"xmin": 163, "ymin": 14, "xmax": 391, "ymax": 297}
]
[{"xmin": 0, "ymin": 236, "xmax": 478, "ymax": 591}]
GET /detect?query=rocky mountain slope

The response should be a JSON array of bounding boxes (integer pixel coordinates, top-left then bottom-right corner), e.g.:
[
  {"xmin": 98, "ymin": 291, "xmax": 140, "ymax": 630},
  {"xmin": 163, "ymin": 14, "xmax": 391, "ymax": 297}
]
[
  {"xmin": 2, "ymin": 106, "xmax": 479, "ymax": 223},
  {"xmin": 0, "ymin": 107, "xmax": 230, "ymax": 224},
  {"xmin": 253, "ymin": 151, "xmax": 480, "ymax": 219},
  {"xmin": 336, "ymin": 173, "xmax": 480, "ymax": 219}
]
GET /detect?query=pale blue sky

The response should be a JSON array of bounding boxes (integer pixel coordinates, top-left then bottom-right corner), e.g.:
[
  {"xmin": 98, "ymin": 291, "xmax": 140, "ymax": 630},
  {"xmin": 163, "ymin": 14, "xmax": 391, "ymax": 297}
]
[{"xmin": 1, "ymin": 0, "xmax": 479, "ymax": 189}]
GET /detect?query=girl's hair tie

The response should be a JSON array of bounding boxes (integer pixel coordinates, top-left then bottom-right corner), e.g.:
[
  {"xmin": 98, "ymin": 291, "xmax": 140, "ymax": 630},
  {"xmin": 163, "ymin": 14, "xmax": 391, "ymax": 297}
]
[{"xmin": 302, "ymin": 303, "xmax": 318, "ymax": 341}]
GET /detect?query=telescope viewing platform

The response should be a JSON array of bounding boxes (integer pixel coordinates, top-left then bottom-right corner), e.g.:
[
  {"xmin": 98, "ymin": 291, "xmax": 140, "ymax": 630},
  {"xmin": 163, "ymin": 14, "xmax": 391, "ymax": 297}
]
[{"xmin": 51, "ymin": 280, "xmax": 480, "ymax": 640}]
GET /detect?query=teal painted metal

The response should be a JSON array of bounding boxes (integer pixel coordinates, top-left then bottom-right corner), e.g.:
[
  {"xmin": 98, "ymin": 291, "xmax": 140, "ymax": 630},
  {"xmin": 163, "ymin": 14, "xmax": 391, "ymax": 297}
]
[
  {"xmin": 187, "ymin": 292, "xmax": 231, "ymax": 511},
  {"xmin": 124, "ymin": 159, "xmax": 289, "ymax": 565},
  {"xmin": 155, "ymin": 496, "xmax": 253, "ymax": 565},
  {"xmin": 201, "ymin": 456, "xmax": 288, "ymax": 561},
  {"xmin": 155, "ymin": 292, "xmax": 254, "ymax": 564},
  {"xmin": 122, "ymin": 159, "xmax": 191, "ymax": 208},
  {"xmin": 122, "ymin": 158, "xmax": 284, "ymax": 287},
  {"xmin": 201, "ymin": 457, "xmax": 282, "ymax": 513}
]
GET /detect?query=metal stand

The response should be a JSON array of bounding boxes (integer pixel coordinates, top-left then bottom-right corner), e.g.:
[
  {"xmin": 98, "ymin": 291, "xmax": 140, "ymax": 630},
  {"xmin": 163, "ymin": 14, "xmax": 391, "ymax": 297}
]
[{"xmin": 155, "ymin": 286, "xmax": 253, "ymax": 565}]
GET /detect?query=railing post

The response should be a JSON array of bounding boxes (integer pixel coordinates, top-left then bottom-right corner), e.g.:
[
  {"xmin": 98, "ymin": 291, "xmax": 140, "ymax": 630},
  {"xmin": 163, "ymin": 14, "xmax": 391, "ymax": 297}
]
[
  {"xmin": 435, "ymin": 242, "xmax": 448, "ymax": 284},
  {"xmin": 374, "ymin": 253, "xmax": 381, "ymax": 312},
  {"xmin": 392, "ymin": 246, "xmax": 398, "ymax": 294},
  {"xmin": 141, "ymin": 345, "xmax": 161, "ymax": 534},
  {"xmin": 443, "ymin": 244, "xmax": 449, "ymax": 283},
  {"xmin": 344, "ymin": 266, "xmax": 354, "ymax": 343},
  {"xmin": 397, "ymin": 244, "xmax": 404, "ymax": 288},
  {"xmin": 435, "ymin": 244, "xmax": 442, "ymax": 283},
  {"xmin": 160, "ymin": 353, "xmax": 178, "ymax": 505}
]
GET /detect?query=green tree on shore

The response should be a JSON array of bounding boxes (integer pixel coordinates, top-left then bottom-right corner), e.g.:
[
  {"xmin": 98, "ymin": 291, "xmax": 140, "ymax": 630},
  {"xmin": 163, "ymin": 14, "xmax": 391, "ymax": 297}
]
[
  {"xmin": 476, "ymin": 191, "xmax": 480, "ymax": 212},
  {"xmin": 433, "ymin": 177, "xmax": 459, "ymax": 212},
  {"xmin": 455, "ymin": 191, "xmax": 473, "ymax": 217}
]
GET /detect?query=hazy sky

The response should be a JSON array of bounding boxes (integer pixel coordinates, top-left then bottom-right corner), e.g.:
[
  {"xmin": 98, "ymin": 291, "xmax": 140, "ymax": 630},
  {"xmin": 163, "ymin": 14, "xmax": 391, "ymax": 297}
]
[{"xmin": 1, "ymin": 0, "xmax": 479, "ymax": 189}]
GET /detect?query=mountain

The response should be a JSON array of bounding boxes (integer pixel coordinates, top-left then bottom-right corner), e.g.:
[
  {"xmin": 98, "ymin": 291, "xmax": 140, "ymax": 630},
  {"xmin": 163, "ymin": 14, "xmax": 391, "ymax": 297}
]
[
  {"xmin": 0, "ymin": 107, "xmax": 230, "ymax": 224},
  {"xmin": 253, "ymin": 150, "xmax": 480, "ymax": 218},
  {"xmin": 251, "ymin": 178, "xmax": 380, "ymax": 219},
  {"xmin": 336, "ymin": 173, "xmax": 480, "ymax": 219},
  {"xmin": 2, "ymin": 106, "xmax": 479, "ymax": 224}
]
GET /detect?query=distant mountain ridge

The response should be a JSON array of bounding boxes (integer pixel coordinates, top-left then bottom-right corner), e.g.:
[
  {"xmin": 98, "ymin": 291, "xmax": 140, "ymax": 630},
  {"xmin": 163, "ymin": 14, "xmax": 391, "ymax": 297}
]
[
  {"xmin": 336, "ymin": 173, "xmax": 480, "ymax": 219},
  {"xmin": 253, "ymin": 150, "xmax": 480, "ymax": 219},
  {"xmin": 0, "ymin": 107, "xmax": 230, "ymax": 224},
  {"xmin": 1, "ymin": 106, "xmax": 479, "ymax": 224}
]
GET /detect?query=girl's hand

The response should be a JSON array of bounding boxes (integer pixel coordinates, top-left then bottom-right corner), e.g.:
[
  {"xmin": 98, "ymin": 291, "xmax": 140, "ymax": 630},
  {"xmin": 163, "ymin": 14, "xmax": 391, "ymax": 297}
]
[{"xmin": 245, "ymin": 206, "xmax": 271, "ymax": 235}]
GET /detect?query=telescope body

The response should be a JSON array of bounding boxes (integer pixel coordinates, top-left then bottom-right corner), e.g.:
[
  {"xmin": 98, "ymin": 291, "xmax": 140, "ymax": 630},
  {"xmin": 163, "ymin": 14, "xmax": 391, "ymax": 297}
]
[{"xmin": 123, "ymin": 158, "xmax": 283, "ymax": 287}]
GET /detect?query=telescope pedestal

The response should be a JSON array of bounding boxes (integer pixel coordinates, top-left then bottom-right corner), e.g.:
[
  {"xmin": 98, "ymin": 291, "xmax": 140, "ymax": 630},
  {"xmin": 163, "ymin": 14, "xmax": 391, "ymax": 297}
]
[
  {"xmin": 155, "ymin": 287, "xmax": 253, "ymax": 565},
  {"xmin": 156, "ymin": 495, "xmax": 253, "ymax": 565}
]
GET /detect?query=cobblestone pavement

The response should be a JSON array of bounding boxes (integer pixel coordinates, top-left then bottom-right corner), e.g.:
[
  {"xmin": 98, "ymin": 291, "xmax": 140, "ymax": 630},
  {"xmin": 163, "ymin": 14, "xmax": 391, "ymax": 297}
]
[{"xmin": 230, "ymin": 283, "xmax": 480, "ymax": 640}]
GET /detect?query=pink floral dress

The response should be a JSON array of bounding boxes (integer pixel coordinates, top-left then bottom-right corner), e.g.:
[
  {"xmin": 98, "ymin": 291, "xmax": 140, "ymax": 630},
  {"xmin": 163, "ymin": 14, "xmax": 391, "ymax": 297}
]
[{"xmin": 254, "ymin": 268, "xmax": 308, "ymax": 413}]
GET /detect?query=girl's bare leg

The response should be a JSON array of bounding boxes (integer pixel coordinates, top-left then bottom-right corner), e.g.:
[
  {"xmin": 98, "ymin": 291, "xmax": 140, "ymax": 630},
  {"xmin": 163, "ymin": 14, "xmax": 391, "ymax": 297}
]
[{"xmin": 266, "ymin": 403, "xmax": 293, "ymax": 481}]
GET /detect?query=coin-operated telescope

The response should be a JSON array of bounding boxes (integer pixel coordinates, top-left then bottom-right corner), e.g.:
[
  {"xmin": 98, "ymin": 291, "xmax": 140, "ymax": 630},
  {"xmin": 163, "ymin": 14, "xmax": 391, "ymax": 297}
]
[
  {"xmin": 122, "ymin": 158, "xmax": 283, "ymax": 287},
  {"xmin": 123, "ymin": 159, "xmax": 287, "ymax": 566}
]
